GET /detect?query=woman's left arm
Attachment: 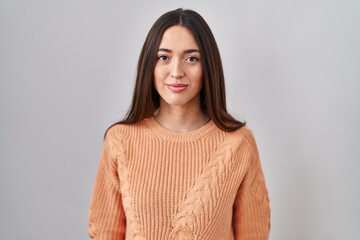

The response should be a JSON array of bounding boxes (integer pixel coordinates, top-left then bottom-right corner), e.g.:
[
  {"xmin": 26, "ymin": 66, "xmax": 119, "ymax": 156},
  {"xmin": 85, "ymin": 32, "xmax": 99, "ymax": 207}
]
[{"xmin": 232, "ymin": 131, "xmax": 271, "ymax": 239}]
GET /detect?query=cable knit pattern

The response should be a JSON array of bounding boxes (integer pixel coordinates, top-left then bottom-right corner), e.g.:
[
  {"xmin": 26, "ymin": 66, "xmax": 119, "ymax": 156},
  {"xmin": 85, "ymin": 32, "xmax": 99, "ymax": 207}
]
[
  {"xmin": 88, "ymin": 117, "xmax": 270, "ymax": 240},
  {"xmin": 108, "ymin": 134, "xmax": 146, "ymax": 239},
  {"xmin": 169, "ymin": 133, "xmax": 243, "ymax": 239}
]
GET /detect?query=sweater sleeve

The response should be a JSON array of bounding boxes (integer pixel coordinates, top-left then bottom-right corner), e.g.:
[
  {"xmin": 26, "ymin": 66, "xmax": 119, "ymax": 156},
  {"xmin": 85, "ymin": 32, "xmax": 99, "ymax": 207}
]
[
  {"xmin": 232, "ymin": 131, "xmax": 270, "ymax": 240},
  {"xmin": 88, "ymin": 129, "xmax": 126, "ymax": 239}
]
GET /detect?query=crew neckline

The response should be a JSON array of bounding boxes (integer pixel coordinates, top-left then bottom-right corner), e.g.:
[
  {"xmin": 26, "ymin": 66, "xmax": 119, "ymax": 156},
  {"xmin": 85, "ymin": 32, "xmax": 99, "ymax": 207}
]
[{"xmin": 144, "ymin": 117, "xmax": 218, "ymax": 141}]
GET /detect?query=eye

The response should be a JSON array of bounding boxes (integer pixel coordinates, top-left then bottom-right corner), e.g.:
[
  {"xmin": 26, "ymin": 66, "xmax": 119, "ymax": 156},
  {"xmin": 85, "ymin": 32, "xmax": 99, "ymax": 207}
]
[
  {"xmin": 185, "ymin": 56, "xmax": 199, "ymax": 63},
  {"xmin": 157, "ymin": 55, "xmax": 169, "ymax": 61}
]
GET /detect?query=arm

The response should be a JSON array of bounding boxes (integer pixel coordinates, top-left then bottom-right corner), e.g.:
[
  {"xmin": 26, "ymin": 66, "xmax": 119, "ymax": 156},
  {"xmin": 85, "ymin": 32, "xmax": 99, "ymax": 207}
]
[
  {"xmin": 232, "ymin": 132, "xmax": 270, "ymax": 240},
  {"xmin": 88, "ymin": 130, "xmax": 126, "ymax": 239}
]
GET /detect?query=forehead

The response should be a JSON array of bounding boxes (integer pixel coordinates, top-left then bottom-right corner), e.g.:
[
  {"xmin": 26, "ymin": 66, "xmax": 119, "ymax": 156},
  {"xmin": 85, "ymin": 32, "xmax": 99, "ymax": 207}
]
[{"xmin": 158, "ymin": 25, "xmax": 199, "ymax": 50}]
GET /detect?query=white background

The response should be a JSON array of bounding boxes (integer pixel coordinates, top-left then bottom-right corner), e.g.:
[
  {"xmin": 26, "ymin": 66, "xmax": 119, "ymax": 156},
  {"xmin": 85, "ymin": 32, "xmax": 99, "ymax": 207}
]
[{"xmin": 1, "ymin": 0, "xmax": 359, "ymax": 239}]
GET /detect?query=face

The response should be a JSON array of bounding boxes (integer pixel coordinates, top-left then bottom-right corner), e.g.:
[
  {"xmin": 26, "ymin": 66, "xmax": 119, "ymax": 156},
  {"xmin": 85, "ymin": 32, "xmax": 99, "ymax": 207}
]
[{"xmin": 154, "ymin": 25, "xmax": 203, "ymax": 110}]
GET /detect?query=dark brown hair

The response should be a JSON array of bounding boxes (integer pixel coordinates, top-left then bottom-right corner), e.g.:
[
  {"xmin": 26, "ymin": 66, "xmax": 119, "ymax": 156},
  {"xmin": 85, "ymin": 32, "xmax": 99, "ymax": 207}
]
[{"xmin": 110, "ymin": 8, "xmax": 245, "ymax": 132}]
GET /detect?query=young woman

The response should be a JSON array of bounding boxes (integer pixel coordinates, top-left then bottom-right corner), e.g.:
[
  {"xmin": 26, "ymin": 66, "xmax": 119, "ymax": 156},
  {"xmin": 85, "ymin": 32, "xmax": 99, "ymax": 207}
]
[{"xmin": 88, "ymin": 8, "xmax": 270, "ymax": 240}]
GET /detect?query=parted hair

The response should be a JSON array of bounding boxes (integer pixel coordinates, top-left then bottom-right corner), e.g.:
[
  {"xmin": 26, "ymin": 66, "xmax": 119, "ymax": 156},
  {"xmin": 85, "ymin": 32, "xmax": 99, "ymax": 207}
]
[{"xmin": 109, "ymin": 8, "xmax": 245, "ymax": 133}]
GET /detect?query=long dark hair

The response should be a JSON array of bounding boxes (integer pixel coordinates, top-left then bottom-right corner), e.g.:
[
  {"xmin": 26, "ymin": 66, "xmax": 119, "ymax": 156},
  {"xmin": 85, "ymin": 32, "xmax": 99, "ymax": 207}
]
[{"xmin": 109, "ymin": 8, "xmax": 245, "ymax": 133}]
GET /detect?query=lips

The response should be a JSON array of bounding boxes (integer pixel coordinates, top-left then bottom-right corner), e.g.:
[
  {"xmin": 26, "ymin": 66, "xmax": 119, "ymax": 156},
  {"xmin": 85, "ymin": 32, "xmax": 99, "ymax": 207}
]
[{"xmin": 166, "ymin": 83, "xmax": 189, "ymax": 92}]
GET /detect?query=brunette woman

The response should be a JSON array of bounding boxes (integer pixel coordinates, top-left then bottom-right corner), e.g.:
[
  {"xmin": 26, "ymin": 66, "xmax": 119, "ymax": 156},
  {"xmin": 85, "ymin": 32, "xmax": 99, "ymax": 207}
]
[{"xmin": 88, "ymin": 8, "xmax": 270, "ymax": 240}]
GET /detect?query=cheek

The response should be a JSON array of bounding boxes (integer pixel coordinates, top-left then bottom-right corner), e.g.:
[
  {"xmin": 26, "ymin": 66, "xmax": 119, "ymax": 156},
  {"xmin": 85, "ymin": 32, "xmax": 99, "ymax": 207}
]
[
  {"xmin": 153, "ymin": 68, "xmax": 159, "ymax": 82},
  {"xmin": 192, "ymin": 67, "xmax": 203, "ymax": 85},
  {"xmin": 153, "ymin": 68, "xmax": 166, "ymax": 91},
  {"xmin": 154, "ymin": 65, "xmax": 168, "ymax": 80},
  {"xmin": 153, "ymin": 68, "xmax": 161, "ymax": 89}
]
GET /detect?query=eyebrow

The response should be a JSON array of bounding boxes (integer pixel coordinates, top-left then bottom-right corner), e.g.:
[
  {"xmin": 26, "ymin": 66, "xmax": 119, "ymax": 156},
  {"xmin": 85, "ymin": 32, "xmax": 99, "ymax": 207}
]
[{"xmin": 157, "ymin": 48, "xmax": 201, "ymax": 54}]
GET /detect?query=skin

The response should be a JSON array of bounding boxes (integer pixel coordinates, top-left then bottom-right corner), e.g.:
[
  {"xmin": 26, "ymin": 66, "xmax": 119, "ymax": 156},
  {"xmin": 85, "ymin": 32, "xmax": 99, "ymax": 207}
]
[{"xmin": 153, "ymin": 25, "xmax": 209, "ymax": 132}]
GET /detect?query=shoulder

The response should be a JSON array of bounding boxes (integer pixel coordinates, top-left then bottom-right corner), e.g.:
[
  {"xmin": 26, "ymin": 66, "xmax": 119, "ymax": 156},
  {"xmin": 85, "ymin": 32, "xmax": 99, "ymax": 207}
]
[
  {"xmin": 105, "ymin": 124, "xmax": 126, "ymax": 142},
  {"xmin": 103, "ymin": 123, "xmax": 132, "ymax": 150},
  {"xmin": 229, "ymin": 125, "xmax": 256, "ymax": 143},
  {"xmin": 228, "ymin": 125, "xmax": 259, "ymax": 154},
  {"xmin": 105, "ymin": 119, "xmax": 150, "ymax": 143},
  {"xmin": 102, "ymin": 123, "xmax": 138, "ymax": 159},
  {"xmin": 106, "ymin": 123, "xmax": 128, "ymax": 136},
  {"xmin": 238, "ymin": 126, "xmax": 257, "ymax": 147},
  {"xmin": 106, "ymin": 121, "xmax": 142, "ymax": 137}
]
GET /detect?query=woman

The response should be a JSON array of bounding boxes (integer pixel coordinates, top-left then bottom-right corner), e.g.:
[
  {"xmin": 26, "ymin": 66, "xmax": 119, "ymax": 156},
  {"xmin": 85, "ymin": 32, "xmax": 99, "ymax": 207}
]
[{"xmin": 88, "ymin": 8, "xmax": 270, "ymax": 240}]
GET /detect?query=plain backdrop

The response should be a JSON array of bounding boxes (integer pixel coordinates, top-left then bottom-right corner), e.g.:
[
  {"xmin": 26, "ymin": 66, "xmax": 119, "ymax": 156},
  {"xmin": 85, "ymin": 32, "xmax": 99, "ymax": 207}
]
[{"xmin": 1, "ymin": 0, "xmax": 359, "ymax": 239}]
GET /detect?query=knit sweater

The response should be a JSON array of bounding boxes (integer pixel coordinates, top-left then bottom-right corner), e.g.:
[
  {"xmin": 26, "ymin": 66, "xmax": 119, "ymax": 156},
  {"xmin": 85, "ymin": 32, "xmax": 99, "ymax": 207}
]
[{"xmin": 88, "ymin": 117, "xmax": 270, "ymax": 240}]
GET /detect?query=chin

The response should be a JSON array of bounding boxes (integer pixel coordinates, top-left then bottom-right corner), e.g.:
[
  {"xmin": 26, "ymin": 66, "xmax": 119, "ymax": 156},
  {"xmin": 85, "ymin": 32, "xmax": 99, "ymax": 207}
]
[
  {"xmin": 160, "ymin": 94, "xmax": 200, "ymax": 108},
  {"xmin": 164, "ymin": 100, "xmax": 188, "ymax": 106}
]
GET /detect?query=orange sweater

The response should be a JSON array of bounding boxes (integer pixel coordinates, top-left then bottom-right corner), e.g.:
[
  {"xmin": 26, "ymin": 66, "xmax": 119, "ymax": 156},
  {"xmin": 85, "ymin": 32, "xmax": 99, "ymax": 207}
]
[{"xmin": 88, "ymin": 117, "xmax": 270, "ymax": 239}]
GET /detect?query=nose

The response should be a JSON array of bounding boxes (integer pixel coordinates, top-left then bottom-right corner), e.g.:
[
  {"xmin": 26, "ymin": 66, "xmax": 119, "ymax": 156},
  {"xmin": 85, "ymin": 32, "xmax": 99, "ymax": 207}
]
[{"xmin": 170, "ymin": 59, "xmax": 184, "ymax": 79}]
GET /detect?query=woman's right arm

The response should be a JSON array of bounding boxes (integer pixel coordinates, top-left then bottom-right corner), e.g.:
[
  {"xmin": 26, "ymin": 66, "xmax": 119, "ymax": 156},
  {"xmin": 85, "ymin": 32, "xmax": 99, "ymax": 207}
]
[{"xmin": 88, "ymin": 130, "xmax": 126, "ymax": 239}]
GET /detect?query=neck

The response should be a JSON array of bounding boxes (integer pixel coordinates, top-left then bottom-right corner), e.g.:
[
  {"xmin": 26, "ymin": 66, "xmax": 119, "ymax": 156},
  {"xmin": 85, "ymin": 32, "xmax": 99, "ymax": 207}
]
[{"xmin": 153, "ymin": 105, "xmax": 209, "ymax": 132}]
